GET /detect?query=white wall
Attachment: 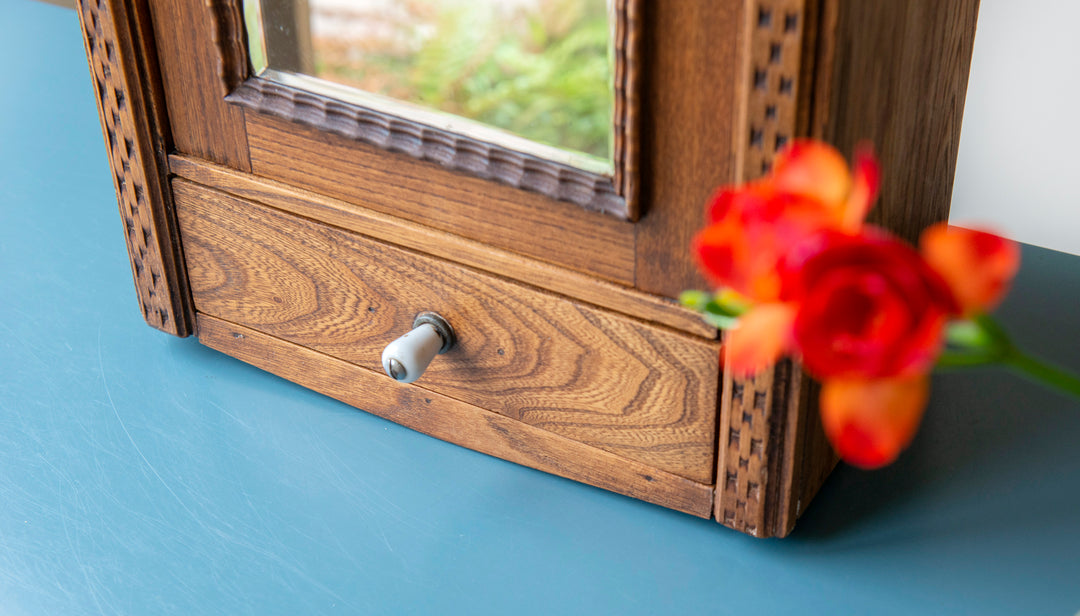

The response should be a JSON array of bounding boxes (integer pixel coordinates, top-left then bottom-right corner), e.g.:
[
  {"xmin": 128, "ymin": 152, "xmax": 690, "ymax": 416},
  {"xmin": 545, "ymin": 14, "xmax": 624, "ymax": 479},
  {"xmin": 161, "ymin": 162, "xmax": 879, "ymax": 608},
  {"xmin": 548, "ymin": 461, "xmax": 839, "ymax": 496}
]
[{"xmin": 950, "ymin": 0, "xmax": 1080, "ymax": 255}]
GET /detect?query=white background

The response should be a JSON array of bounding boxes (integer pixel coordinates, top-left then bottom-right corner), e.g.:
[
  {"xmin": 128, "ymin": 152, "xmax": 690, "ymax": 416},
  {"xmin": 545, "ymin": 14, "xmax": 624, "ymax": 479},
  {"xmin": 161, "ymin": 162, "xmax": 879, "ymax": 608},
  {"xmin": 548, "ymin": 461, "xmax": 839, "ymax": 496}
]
[{"xmin": 950, "ymin": 0, "xmax": 1080, "ymax": 256}]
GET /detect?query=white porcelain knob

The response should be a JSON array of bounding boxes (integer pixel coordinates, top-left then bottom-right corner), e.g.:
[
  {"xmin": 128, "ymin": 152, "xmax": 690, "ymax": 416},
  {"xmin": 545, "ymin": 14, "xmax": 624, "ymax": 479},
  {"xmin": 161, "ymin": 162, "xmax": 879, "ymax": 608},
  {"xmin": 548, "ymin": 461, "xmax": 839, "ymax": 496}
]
[{"xmin": 381, "ymin": 313, "xmax": 455, "ymax": 383}]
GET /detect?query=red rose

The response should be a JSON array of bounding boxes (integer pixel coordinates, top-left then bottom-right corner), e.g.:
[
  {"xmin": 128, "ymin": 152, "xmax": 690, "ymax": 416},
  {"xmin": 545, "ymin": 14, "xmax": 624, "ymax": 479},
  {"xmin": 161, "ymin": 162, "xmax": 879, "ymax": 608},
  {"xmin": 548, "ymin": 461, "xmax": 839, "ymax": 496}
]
[{"xmin": 788, "ymin": 230, "xmax": 957, "ymax": 379}]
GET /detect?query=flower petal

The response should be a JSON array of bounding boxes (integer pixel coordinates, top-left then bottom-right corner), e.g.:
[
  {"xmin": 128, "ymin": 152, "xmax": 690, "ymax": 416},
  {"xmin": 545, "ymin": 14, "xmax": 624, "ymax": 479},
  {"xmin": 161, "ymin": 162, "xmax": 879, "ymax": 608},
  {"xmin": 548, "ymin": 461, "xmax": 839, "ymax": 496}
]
[
  {"xmin": 771, "ymin": 140, "xmax": 852, "ymax": 214},
  {"xmin": 820, "ymin": 376, "xmax": 929, "ymax": 469},
  {"xmin": 723, "ymin": 303, "xmax": 797, "ymax": 377},
  {"xmin": 842, "ymin": 145, "xmax": 881, "ymax": 230},
  {"xmin": 920, "ymin": 224, "xmax": 1021, "ymax": 315}
]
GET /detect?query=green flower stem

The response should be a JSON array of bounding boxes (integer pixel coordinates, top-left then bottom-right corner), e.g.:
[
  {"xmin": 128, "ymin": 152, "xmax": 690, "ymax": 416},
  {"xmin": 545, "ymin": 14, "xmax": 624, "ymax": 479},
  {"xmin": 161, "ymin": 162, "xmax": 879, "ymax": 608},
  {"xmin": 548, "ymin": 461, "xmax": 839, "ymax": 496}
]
[
  {"xmin": 1003, "ymin": 349, "xmax": 1080, "ymax": 399},
  {"xmin": 940, "ymin": 314, "xmax": 1080, "ymax": 400}
]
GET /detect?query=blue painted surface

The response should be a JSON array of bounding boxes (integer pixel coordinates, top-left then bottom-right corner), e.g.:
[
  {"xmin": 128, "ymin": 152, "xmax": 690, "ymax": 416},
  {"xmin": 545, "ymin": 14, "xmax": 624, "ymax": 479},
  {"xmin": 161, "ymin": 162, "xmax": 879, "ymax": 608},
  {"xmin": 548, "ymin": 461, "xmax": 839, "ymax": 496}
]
[{"xmin": 2, "ymin": 2, "xmax": 1079, "ymax": 614}]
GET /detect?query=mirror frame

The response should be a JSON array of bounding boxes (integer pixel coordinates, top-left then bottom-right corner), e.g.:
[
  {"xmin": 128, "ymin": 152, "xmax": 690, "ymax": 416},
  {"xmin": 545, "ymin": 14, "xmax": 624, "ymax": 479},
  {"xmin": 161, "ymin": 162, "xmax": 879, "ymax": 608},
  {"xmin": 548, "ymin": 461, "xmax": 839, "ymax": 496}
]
[{"xmin": 221, "ymin": 0, "xmax": 643, "ymax": 220}]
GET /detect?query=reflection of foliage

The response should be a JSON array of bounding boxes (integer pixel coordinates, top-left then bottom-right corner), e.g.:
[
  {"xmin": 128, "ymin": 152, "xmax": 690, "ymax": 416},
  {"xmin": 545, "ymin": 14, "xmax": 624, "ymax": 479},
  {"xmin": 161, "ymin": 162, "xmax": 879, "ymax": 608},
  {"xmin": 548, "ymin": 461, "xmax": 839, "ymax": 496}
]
[
  {"xmin": 243, "ymin": 0, "xmax": 267, "ymax": 73},
  {"xmin": 313, "ymin": 0, "xmax": 611, "ymax": 161}
]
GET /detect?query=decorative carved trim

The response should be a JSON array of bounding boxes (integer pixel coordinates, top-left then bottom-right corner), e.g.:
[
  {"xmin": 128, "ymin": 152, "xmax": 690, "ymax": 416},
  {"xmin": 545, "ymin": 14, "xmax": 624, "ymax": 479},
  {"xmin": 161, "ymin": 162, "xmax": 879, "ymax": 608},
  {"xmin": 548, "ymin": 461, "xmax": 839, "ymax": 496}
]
[
  {"xmin": 227, "ymin": 78, "xmax": 627, "ymax": 217},
  {"xmin": 613, "ymin": 0, "xmax": 643, "ymax": 220},
  {"xmin": 735, "ymin": 0, "xmax": 808, "ymax": 180},
  {"xmin": 77, "ymin": 0, "xmax": 193, "ymax": 337},
  {"xmin": 206, "ymin": 0, "xmax": 640, "ymax": 221},
  {"xmin": 207, "ymin": 0, "xmax": 248, "ymax": 96},
  {"xmin": 716, "ymin": 359, "xmax": 802, "ymax": 537},
  {"xmin": 716, "ymin": 0, "xmax": 810, "ymax": 537}
]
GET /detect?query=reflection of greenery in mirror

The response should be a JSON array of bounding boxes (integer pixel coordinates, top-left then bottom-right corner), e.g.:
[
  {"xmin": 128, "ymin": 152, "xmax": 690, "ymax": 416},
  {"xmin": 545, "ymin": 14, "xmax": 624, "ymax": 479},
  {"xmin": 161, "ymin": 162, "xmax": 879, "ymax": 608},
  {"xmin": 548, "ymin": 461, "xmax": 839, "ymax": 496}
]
[{"xmin": 251, "ymin": 0, "xmax": 613, "ymax": 165}]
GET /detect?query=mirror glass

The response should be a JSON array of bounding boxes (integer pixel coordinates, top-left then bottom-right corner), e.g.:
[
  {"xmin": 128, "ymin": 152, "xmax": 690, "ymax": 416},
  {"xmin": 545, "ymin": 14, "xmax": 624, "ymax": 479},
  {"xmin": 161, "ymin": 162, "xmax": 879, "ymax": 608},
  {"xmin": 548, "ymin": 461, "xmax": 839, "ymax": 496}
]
[{"xmin": 245, "ymin": 0, "xmax": 614, "ymax": 173}]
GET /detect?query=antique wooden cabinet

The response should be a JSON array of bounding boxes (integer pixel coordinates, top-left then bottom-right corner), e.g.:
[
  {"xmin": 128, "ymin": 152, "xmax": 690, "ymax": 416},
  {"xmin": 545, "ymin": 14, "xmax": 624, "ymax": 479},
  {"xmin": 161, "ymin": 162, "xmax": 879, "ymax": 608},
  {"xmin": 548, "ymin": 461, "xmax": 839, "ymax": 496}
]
[{"xmin": 78, "ymin": 0, "xmax": 979, "ymax": 537}]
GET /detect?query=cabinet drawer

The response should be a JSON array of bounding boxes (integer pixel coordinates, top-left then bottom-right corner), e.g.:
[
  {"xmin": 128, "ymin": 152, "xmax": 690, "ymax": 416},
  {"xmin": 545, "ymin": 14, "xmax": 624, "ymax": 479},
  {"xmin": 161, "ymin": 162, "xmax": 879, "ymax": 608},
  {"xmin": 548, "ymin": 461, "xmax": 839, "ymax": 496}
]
[{"xmin": 174, "ymin": 180, "xmax": 721, "ymax": 485}]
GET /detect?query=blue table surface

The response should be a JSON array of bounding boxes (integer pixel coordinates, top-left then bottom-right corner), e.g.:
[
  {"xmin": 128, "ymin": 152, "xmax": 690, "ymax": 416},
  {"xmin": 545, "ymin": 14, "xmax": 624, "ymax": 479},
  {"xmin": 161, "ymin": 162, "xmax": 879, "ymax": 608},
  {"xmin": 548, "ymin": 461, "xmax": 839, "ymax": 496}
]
[{"xmin": 2, "ymin": 2, "xmax": 1079, "ymax": 614}]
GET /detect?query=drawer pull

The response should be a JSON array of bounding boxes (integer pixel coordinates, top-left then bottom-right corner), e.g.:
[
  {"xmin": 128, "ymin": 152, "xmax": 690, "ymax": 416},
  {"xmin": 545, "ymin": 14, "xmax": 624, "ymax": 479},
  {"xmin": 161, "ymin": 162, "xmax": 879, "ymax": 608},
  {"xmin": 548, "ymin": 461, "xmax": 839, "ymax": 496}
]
[{"xmin": 381, "ymin": 312, "xmax": 456, "ymax": 383}]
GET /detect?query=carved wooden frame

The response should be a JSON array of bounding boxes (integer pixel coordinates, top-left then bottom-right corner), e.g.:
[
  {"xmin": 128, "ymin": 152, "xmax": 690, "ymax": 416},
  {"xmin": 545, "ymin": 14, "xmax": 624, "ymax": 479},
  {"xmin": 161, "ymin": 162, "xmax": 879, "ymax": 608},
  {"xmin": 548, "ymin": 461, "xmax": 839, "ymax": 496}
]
[
  {"xmin": 209, "ymin": 0, "xmax": 643, "ymax": 220},
  {"xmin": 76, "ymin": 0, "xmax": 194, "ymax": 336}
]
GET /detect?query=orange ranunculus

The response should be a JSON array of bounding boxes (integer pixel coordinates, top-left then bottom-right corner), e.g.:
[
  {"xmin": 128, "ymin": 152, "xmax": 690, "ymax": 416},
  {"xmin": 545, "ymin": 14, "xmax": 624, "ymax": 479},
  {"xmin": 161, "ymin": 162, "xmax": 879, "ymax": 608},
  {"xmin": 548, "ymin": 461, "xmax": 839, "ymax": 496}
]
[
  {"xmin": 788, "ymin": 229, "xmax": 957, "ymax": 379},
  {"xmin": 771, "ymin": 140, "xmax": 881, "ymax": 231},
  {"xmin": 723, "ymin": 302, "xmax": 797, "ymax": 376},
  {"xmin": 820, "ymin": 376, "xmax": 929, "ymax": 469},
  {"xmin": 693, "ymin": 141, "xmax": 880, "ymax": 303},
  {"xmin": 920, "ymin": 223, "xmax": 1021, "ymax": 316}
]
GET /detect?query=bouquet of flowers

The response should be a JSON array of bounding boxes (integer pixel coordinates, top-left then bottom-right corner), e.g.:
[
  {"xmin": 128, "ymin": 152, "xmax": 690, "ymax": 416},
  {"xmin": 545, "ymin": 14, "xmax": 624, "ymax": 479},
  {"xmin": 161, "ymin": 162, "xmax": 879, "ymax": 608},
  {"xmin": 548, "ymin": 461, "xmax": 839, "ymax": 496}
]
[{"xmin": 683, "ymin": 140, "xmax": 1080, "ymax": 469}]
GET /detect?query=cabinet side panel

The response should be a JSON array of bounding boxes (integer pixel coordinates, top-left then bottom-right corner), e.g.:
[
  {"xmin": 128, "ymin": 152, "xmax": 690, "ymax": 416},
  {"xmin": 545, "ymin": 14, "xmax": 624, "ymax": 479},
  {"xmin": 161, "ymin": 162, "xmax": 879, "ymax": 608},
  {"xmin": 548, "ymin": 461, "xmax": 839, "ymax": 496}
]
[
  {"xmin": 823, "ymin": 0, "xmax": 980, "ymax": 243},
  {"xmin": 715, "ymin": 0, "xmax": 980, "ymax": 537},
  {"xmin": 76, "ymin": 0, "xmax": 193, "ymax": 336}
]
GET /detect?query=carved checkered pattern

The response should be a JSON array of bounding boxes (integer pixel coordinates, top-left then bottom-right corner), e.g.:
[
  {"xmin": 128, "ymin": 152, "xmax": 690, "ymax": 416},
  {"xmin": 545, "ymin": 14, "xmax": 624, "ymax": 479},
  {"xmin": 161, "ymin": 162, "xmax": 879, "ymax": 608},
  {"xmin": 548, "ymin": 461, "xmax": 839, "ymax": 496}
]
[
  {"xmin": 717, "ymin": 0, "xmax": 808, "ymax": 537},
  {"xmin": 742, "ymin": 0, "xmax": 806, "ymax": 179},
  {"xmin": 78, "ymin": 0, "xmax": 187, "ymax": 335}
]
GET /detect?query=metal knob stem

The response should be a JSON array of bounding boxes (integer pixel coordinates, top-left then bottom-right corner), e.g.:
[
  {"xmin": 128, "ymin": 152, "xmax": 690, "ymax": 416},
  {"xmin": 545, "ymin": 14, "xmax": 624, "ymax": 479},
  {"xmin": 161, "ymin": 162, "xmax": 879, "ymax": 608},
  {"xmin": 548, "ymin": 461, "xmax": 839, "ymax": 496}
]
[{"xmin": 380, "ymin": 312, "xmax": 456, "ymax": 383}]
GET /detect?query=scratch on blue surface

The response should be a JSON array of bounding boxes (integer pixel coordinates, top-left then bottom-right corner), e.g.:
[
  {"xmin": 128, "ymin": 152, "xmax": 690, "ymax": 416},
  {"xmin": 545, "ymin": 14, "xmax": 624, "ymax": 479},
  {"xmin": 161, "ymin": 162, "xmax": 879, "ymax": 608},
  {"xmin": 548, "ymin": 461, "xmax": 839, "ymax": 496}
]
[
  {"xmin": 97, "ymin": 323, "xmax": 204, "ymax": 527},
  {"xmin": 41, "ymin": 454, "xmax": 111, "ymax": 616},
  {"xmin": 205, "ymin": 399, "xmax": 253, "ymax": 430}
]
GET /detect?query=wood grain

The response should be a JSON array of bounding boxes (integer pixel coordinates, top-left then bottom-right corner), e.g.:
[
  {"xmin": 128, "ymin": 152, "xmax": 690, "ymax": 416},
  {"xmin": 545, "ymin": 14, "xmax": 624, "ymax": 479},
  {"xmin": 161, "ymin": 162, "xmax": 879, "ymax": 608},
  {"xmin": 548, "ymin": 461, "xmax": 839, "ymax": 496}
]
[
  {"xmin": 147, "ymin": 0, "xmax": 250, "ymax": 170},
  {"xmin": 634, "ymin": 0, "xmax": 742, "ymax": 298},
  {"xmin": 819, "ymin": 0, "xmax": 980, "ymax": 244},
  {"xmin": 168, "ymin": 155, "xmax": 716, "ymax": 339},
  {"xmin": 245, "ymin": 113, "xmax": 638, "ymax": 285},
  {"xmin": 197, "ymin": 314, "xmax": 715, "ymax": 518},
  {"xmin": 76, "ymin": 0, "xmax": 193, "ymax": 336},
  {"xmin": 175, "ymin": 180, "xmax": 721, "ymax": 483}
]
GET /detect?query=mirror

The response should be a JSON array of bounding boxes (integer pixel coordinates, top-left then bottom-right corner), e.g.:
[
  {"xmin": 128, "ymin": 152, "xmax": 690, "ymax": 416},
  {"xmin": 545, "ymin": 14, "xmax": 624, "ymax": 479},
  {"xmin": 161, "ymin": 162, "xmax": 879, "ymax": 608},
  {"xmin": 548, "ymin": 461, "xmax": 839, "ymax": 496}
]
[{"xmin": 245, "ymin": 0, "xmax": 614, "ymax": 173}]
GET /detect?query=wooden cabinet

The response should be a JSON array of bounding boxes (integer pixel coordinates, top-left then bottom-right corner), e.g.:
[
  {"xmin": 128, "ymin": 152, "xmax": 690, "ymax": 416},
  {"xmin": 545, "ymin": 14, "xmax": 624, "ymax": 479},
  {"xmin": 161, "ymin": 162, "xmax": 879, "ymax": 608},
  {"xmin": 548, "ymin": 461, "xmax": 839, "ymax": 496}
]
[{"xmin": 78, "ymin": 0, "xmax": 979, "ymax": 537}]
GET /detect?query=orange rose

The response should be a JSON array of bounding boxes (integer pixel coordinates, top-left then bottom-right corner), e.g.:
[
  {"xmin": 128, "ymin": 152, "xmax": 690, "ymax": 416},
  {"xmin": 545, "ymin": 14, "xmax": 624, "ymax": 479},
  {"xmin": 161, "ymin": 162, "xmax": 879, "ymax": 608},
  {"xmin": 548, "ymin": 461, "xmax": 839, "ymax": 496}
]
[{"xmin": 788, "ymin": 230, "xmax": 957, "ymax": 379}]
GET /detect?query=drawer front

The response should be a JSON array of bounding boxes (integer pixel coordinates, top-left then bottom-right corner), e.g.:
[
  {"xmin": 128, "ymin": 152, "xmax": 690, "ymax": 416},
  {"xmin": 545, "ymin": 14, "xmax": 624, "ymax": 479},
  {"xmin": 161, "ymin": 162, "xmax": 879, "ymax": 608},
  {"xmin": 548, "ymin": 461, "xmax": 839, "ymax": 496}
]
[{"xmin": 174, "ymin": 180, "xmax": 720, "ymax": 483}]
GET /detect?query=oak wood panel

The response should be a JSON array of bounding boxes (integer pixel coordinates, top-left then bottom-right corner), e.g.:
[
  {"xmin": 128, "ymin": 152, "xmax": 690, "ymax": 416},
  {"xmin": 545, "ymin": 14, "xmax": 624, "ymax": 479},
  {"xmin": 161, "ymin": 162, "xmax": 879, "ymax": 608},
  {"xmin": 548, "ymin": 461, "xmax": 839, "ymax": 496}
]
[
  {"xmin": 821, "ymin": 0, "xmax": 980, "ymax": 244},
  {"xmin": 634, "ymin": 0, "xmax": 742, "ymax": 297},
  {"xmin": 147, "ymin": 0, "xmax": 249, "ymax": 170},
  {"xmin": 197, "ymin": 314, "xmax": 715, "ymax": 518},
  {"xmin": 168, "ymin": 155, "xmax": 716, "ymax": 339},
  {"xmin": 245, "ymin": 114, "xmax": 636, "ymax": 285},
  {"xmin": 76, "ymin": 0, "xmax": 193, "ymax": 336},
  {"xmin": 174, "ymin": 181, "xmax": 721, "ymax": 483}
]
